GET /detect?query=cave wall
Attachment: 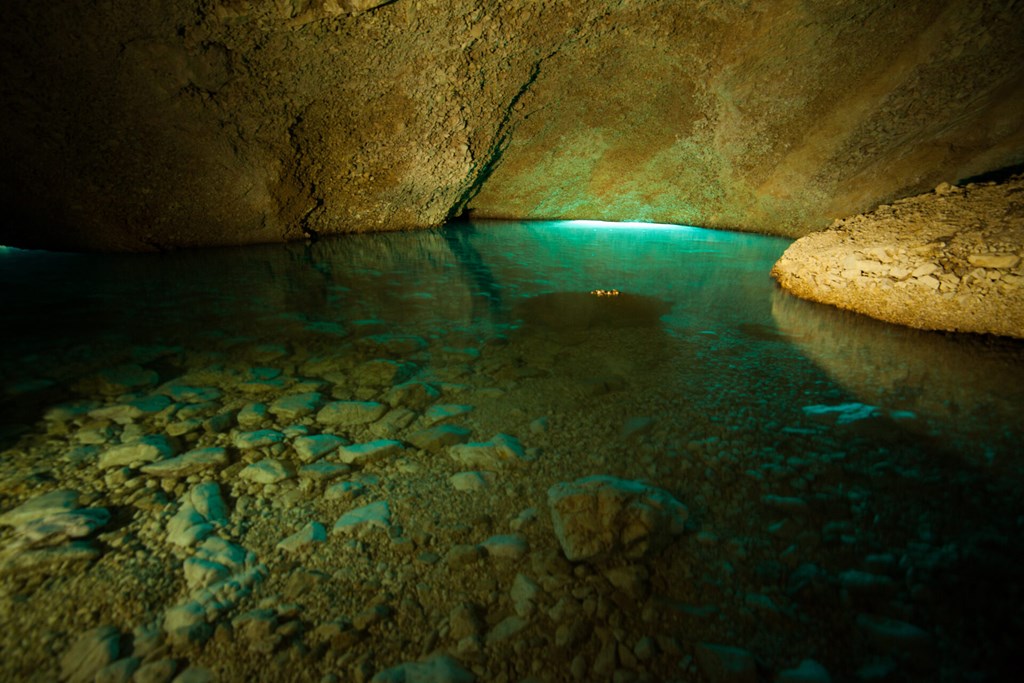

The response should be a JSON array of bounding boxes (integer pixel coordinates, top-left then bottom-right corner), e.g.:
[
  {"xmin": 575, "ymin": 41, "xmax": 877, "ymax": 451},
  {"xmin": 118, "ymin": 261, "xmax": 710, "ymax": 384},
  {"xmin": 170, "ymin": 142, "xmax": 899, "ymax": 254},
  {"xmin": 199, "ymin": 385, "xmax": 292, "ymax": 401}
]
[{"xmin": 2, "ymin": 0, "xmax": 1023, "ymax": 251}]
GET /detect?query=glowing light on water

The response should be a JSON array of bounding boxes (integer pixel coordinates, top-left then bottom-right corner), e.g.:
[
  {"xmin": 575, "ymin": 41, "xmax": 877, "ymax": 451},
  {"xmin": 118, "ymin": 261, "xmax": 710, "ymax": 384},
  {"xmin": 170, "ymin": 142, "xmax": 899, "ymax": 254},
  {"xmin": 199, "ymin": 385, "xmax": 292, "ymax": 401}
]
[{"xmin": 556, "ymin": 219, "xmax": 698, "ymax": 231}]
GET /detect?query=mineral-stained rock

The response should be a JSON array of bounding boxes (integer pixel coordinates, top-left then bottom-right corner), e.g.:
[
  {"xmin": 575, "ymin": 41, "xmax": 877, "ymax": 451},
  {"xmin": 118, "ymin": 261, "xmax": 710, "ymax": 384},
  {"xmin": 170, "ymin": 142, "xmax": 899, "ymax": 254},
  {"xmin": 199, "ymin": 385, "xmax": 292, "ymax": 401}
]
[{"xmin": 547, "ymin": 475, "xmax": 688, "ymax": 562}]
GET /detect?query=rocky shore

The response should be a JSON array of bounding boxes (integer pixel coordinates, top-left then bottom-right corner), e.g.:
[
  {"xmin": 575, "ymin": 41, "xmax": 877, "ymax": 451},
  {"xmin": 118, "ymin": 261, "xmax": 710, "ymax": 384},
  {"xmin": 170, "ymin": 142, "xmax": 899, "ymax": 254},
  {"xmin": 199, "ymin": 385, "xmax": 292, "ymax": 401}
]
[{"xmin": 771, "ymin": 174, "xmax": 1024, "ymax": 339}]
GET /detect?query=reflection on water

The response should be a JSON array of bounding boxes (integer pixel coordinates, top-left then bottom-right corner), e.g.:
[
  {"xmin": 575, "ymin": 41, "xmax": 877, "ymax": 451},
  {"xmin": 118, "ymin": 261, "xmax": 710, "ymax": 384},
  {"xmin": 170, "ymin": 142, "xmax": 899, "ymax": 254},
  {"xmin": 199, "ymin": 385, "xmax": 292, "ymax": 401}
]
[{"xmin": 1, "ymin": 219, "xmax": 1023, "ymax": 680}]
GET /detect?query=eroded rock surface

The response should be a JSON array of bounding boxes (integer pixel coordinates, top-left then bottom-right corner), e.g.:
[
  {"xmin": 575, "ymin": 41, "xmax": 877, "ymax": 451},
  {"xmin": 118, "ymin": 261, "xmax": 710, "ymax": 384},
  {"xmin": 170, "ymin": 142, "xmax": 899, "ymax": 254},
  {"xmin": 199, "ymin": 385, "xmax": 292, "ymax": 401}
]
[
  {"xmin": 772, "ymin": 175, "xmax": 1024, "ymax": 338},
  {"xmin": 2, "ymin": 2, "xmax": 1024, "ymax": 250}
]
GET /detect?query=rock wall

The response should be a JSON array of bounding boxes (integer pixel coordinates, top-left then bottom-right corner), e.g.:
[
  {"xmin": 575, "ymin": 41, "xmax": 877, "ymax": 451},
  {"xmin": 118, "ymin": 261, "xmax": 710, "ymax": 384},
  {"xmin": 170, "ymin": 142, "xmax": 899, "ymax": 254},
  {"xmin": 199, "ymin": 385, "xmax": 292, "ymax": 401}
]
[{"xmin": 2, "ymin": 1, "xmax": 1023, "ymax": 251}]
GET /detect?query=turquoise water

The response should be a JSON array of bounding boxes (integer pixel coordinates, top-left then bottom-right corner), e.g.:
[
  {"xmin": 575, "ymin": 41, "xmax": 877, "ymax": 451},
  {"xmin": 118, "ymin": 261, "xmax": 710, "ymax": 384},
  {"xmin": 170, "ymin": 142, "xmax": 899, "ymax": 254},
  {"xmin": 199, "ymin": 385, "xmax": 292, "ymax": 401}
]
[{"xmin": 1, "ymin": 220, "xmax": 1022, "ymax": 681}]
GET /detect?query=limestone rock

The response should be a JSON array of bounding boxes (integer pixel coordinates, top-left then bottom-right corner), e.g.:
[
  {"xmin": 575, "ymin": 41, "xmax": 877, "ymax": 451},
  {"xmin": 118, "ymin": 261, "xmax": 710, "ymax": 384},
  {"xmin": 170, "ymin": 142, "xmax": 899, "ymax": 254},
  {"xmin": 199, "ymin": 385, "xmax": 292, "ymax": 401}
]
[
  {"xmin": 423, "ymin": 404, "xmax": 474, "ymax": 426},
  {"xmin": 449, "ymin": 434, "xmax": 529, "ymax": 469},
  {"xmin": 317, "ymin": 401, "xmax": 387, "ymax": 426},
  {"xmin": 370, "ymin": 654, "xmax": 474, "ymax": 683},
  {"xmin": 61, "ymin": 625, "xmax": 121, "ymax": 683},
  {"xmin": 292, "ymin": 434, "xmax": 347, "ymax": 462},
  {"xmin": 0, "ymin": 489, "xmax": 80, "ymax": 527},
  {"xmin": 269, "ymin": 392, "xmax": 323, "ymax": 420},
  {"xmin": 408, "ymin": 425, "xmax": 472, "ymax": 452},
  {"xmin": 99, "ymin": 435, "xmax": 177, "ymax": 469},
  {"xmin": 277, "ymin": 521, "xmax": 327, "ymax": 553},
  {"xmin": 140, "ymin": 447, "xmax": 228, "ymax": 478},
  {"xmin": 449, "ymin": 471, "xmax": 492, "ymax": 492},
  {"xmin": 337, "ymin": 439, "xmax": 404, "ymax": 466},
  {"xmin": 333, "ymin": 500, "xmax": 391, "ymax": 535},
  {"xmin": 238, "ymin": 458, "xmax": 295, "ymax": 484},
  {"xmin": 547, "ymin": 475, "xmax": 688, "ymax": 562},
  {"xmin": 232, "ymin": 429, "xmax": 285, "ymax": 449}
]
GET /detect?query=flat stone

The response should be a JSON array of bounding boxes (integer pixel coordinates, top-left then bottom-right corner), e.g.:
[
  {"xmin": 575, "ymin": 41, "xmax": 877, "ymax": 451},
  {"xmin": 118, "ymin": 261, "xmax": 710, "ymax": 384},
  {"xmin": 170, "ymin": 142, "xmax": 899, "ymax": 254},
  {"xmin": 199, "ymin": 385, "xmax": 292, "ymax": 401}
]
[
  {"xmin": 231, "ymin": 429, "xmax": 285, "ymax": 449},
  {"xmin": 292, "ymin": 434, "xmax": 346, "ymax": 462},
  {"xmin": 547, "ymin": 475, "xmax": 688, "ymax": 562},
  {"xmin": 269, "ymin": 392, "xmax": 323, "ymax": 420},
  {"xmin": 317, "ymin": 401, "xmax": 387, "ymax": 426},
  {"xmin": 96, "ymin": 656, "xmax": 141, "ymax": 683},
  {"xmin": 162, "ymin": 384, "xmax": 222, "ymax": 403},
  {"xmin": 140, "ymin": 447, "xmax": 228, "ymax": 478},
  {"xmin": 353, "ymin": 359, "xmax": 417, "ymax": 387},
  {"xmin": 99, "ymin": 435, "xmax": 177, "ymax": 469},
  {"xmin": 324, "ymin": 480, "xmax": 366, "ymax": 501},
  {"xmin": 277, "ymin": 521, "xmax": 327, "ymax": 552},
  {"xmin": 408, "ymin": 425, "xmax": 472, "ymax": 451},
  {"xmin": 236, "ymin": 403, "xmax": 268, "ymax": 428},
  {"xmin": 97, "ymin": 364, "xmax": 158, "ymax": 393},
  {"xmin": 298, "ymin": 462, "xmax": 351, "ymax": 481},
  {"xmin": 424, "ymin": 403, "xmax": 474, "ymax": 425},
  {"xmin": 134, "ymin": 659, "xmax": 178, "ymax": 683},
  {"xmin": 20, "ymin": 508, "xmax": 110, "ymax": 544},
  {"xmin": 968, "ymin": 253, "xmax": 1020, "ymax": 269},
  {"xmin": 238, "ymin": 459, "xmax": 294, "ymax": 484},
  {"xmin": 61, "ymin": 625, "xmax": 121, "ymax": 683},
  {"xmin": 481, "ymin": 534, "xmax": 528, "ymax": 560},
  {"xmin": 0, "ymin": 489, "xmax": 79, "ymax": 527},
  {"xmin": 856, "ymin": 614, "xmax": 930, "ymax": 653},
  {"xmin": 449, "ymin": 433, "xmax": 528, "ymax": 469},
  {"xmin": 449, "ymin": 471, "xmax": 493, "ymax": 492},
  {"xmin": 486, "ymin": 615, "xmax": 528, "ymax": 645},
  {"xmin": 189, "ymin": 482, "xmax": 228, "ymax": 524},
  {"xmin": 0, "ymin": 541, "xmax": 102, "ymax": 577},
  {"xmin": 370, "ymin": 655, "xmax": 474, "ymax": 683},
  {"xmin": 337, "ymin": 439, "xmax": 404, "ymax": 465},
  {"xmin": 694, "ymin": 643, "xmax": 757, "ymax": 683},
  {"xmin": 333, "ymin": 500, "xmax": 391, "ymax": 535},
  {"xmin": 383, "ymin": 381, "xmax": 440, "ymax": 409}
]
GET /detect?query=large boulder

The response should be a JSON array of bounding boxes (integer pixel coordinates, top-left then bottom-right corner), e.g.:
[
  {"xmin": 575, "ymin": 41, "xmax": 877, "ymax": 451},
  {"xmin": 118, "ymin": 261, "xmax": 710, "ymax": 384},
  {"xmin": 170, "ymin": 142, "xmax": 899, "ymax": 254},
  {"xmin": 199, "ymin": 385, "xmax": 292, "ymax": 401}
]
[{"xmin": 547, "ymin": 475, "xmax": 688, "ymax": 562}]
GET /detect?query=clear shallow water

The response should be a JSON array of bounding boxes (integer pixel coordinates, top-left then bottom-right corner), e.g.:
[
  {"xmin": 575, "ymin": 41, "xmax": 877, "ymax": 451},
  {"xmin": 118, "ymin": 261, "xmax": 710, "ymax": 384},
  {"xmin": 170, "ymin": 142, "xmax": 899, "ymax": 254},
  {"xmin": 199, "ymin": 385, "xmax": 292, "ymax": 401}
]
[{"xmin": 1, "ymin": 220, "xmax": 1023, "ymax": 681}]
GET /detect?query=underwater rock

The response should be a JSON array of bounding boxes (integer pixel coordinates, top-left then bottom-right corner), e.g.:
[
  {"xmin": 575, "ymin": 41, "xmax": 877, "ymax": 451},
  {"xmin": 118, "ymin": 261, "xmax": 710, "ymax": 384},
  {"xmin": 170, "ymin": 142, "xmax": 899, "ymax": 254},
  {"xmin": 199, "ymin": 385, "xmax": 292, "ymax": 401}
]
[
  {"xmin": 238, "ymin": 458, "xmax": 295, "ymax": 484},
  {"xmin": 423, "ymin": 404, "xmax": 474, "ymax": 426},
  {"xmin": 317, "ymin": 401, "xmax": 388, "ymax": 427},
  {"xmin": 369, "ymin": 652, "xmax": 474, "ymax": 682},
  {"xmin": 449, "ymin": 471, "xmax": 492, "ymax": 492},
  {"xmin": 61, "ymin": 625, "xmax": 121, "ymax": 683},
  {"xmin": 0, "ymin": 489, "xmax": 80, "ymax": 527},
  {"xmin": 236, "ymin": 403, "xmax": 269, "ymax": 428},
  {"xmin": 140, "ymin": 447, "xmax": 228, "ymax": 478},
  {"xmin": 99, "ymin": 435, "xmax": 177, "ymax": 469},
  {"xmin": 408, "ymin": 425, "xmax": 472, "ymax": 452},
  {"xmin": 292, "ymin": 434, "xmax": 347, "ymax": 462},
  {"xmin": 277, "ymin": 522, "xmax": 327, "ymax": 553},
  {"xmin": 333, "ymin": 500, "xmax": 391, "ymax": 535},
  {"xmin": 337, "ymin": 439, "xmax": 404, "ymax": 466},
  {"xmin": 777, "ymin": 659, "xmax": 832, "ymax": 683},
  {"xmin": 353, "ymin": 359, "xmax": 417, "ymax": 387},
  {"xmin": 449, "ymin": 434, "xmax": 528, "ymax": 469},
  {"xmin": 269, "ymin": 392, "xmax": 323, "ymax": 420},
  {"xmin": 481, "ymin": 534, "xmax": 528, "ymax": 560},
  {"xmin": 384, "ymin": 381, "xmax": 440, "ymax": 410},
  {"xmin": 547, "ymin": 475, "xmax": 688, "ymax": 562},
  {"xmin": 231, "ymin": 429, "xmax": 285, "ymax": 450}
]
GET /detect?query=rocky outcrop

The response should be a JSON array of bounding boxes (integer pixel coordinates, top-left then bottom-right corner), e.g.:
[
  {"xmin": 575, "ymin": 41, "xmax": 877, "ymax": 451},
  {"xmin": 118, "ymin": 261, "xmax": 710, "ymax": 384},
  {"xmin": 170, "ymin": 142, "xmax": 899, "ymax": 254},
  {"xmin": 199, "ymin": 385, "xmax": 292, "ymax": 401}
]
[
  {"xmin": 2, "ymin": 1, "xmax": 1024, "ymax": 250},
  {"xmin": 771, "ymin": 174, "xmax": 1024, "ymax": 339}
]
